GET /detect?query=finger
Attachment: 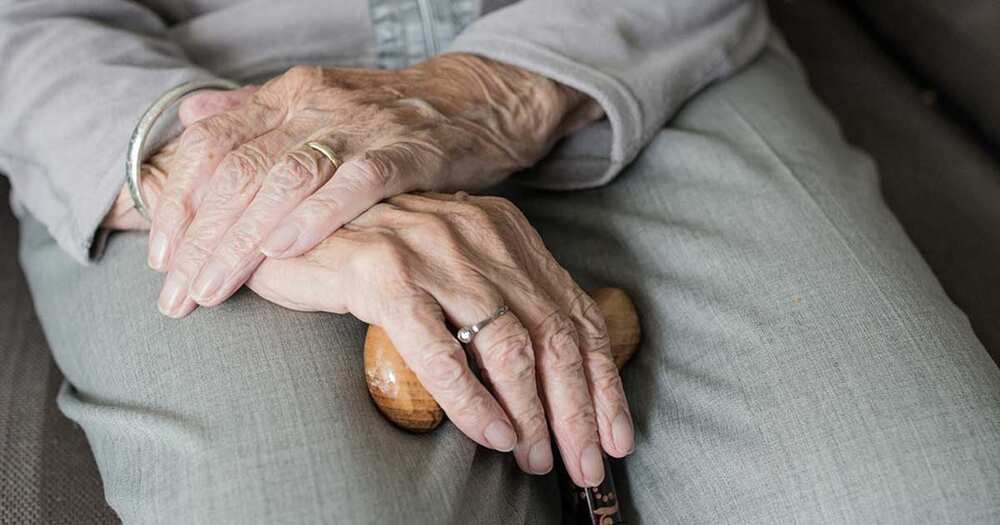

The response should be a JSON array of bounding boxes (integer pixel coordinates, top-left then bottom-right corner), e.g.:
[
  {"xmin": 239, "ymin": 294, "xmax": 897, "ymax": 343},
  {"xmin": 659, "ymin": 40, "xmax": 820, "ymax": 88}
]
[
  {"xmin": 157, "ymin": 125, "xmax": 303, "ymax": 317},
  {"xmin": 562, "ymin": 284, "xmax": 633, "ymax": 458},
  {"xmin": 246, "ymin": 238, "xmax": 355, "ymax": 315},
  {"xmin": 103, "ymin": 164, "xmax": 168, "ymax": 231},
  {"xmin": 432, "ymin": 278, "xmax": 553, "ymax": 475},
  {"xmin": 178, "ymin": 86, "xmax": 260, "ymax": 126},
  {"xmin": 260, "ymin": 144, "xmax": 424, "ymax": 258},
  {"xmin": 500, "ymin": 209, "xmax": 634, "ymax": 458},
  {"xmin": 383, "ymin": 297, "xmax": 517, "ymax": 453},
  {"xmin": 148, "ymin": 93, "xmax": 285, "ymax": 271},
  {"xmin": 102, "ymin": 188, "xmax": 148, "ymax": 231},
  {"xmin": 188, "ymin": 144, "xmax": 337, "ymax": 306},
  {"xmin": 389, "ymin": 193, "xmax": 603, "ymax": 485},
  {"xmin": 522, "ymin": 298, "xmax": 604, "ymax": 488}
]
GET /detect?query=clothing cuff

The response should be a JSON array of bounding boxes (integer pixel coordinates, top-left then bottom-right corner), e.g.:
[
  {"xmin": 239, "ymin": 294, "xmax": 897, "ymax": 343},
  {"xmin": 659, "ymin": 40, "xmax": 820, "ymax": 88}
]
[
  {"xmin": 447, "ymin": 34, "xmax": 643, "ymax": 190},
  {"xmin": 82, "ymin": 75, "xmax": 224, "ymax": 264}
]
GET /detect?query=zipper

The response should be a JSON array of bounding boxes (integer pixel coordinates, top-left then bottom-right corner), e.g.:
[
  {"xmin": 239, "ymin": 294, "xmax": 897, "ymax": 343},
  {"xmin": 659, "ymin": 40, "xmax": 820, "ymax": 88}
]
[{"xmin": 415, "ymin": 0, "xmax": 439, "ymax": 57}]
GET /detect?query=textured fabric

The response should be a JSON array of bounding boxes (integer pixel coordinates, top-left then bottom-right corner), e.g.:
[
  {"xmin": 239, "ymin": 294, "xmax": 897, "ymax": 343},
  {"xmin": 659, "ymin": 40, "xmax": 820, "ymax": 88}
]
[
  {"xmin": 18, "ymin": 47, "xmax": 1000, "ymax": 523},
  {"xmin": 770, "ymin": 0, "xmax": 1000, "ymax": 363},
  {"xmin": 370, "ymin": 0, "xmax": 479, "ymax": 69},
  {"xmin": 4, "ymin": 1, "xmax": 1000, "ymax": 522},
  {"xmin": 449, "ymin": 0, "xmax": 770, "ymax": 191},
  {"xmin": 0, "ymin": 0, "xmax": 767, "ymax": 264},
  {"xmin": 0, "ymin": 181, "xmax": 116, "ymax": 524},
  {"xmin": 848, "ymin": 0, "xmax": 1000, "ymax": 150}
]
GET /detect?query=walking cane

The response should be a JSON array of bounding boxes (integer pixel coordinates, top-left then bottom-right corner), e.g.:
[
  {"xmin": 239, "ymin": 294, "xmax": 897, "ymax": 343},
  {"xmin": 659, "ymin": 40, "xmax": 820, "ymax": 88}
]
[{"xmin": 363, "ymin": 288, "xmax": 640, "ymax": 524}]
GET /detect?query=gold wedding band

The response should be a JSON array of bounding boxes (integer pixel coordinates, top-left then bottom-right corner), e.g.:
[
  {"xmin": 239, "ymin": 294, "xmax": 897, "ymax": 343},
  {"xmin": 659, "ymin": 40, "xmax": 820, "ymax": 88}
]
[{"xmin": 305, "ymin": 141, "xmax": 342, "ymax": 170}]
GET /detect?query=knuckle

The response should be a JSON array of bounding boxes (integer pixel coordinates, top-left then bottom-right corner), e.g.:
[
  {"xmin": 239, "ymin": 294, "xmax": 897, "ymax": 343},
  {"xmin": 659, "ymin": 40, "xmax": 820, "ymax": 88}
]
[
  {"xmin": 413, "ymin": 212, "xmax": 455, "ymax": 241},
  {"xmin": 155, "ymin": 196, "xmax": 189, "ymax": 226},
  {"xmin": 181, "ymin": 91, "xmax": 224, "ymax": 120},
  {"xmin": 269, "ymin": 153, "xmax": 320, "ymax": 193},
  {"xmin": 379, "ymin": 293, "xmax": 434, "ymax": 325},
  {"xmin": 582, "ymin": 323, "xmax": 612, "ymax": 357},
  {"xmin": 178, "ymin": 121, "xmax": 216, "ymax": 150},
  {"xmin": 502, "ymin": 272, "xmax": 543, "ymax": 301},
  {"xmin": 451, "ymin": 390, "xmax": 493, "ymax": 421},
  {"xmin": 216, "ymin": 149, "xmax": 266, "ymax": 198},
  {"xmin": 554, "ymin": 403, "xmax": 597, "ymax": 434},
  {"xmin": 573, "ymin": 294, "xmax": 611, "ymax": 353},
  {"xmin": 538, "ymin": 313, "xmax": 583, "ymax": 374},
  {"xmin": 371, "ymin": 237, "xmax": 406, "ymax": 266},
  {"xmin": 183, "ymin": 225, "xmax": 219, "ymax": 256},
  {"xmin": 444, "ymin": 202, "xmax": 508, "ymax": 249},
  {"xmin": 391, "ymin": 95, "xmax": 440, "ymax": 114},
  {"xmin": 420, "ymin": 344, "xmax": 469, "ymax": 393},
  {"xmin": 186, "ymin": 217, "xmax": 226, "ymax": 247},
  {"xmin": 365, "ymin": 238, "xmax": 414, "ymax": 283},
  {"xmin": 300, "ymin": 191, "xmax": 344, "ymax": 219},
  {"xmin": 549, "ymin": 345, "xmax": 584, "ymax": 376},
  {"xmin": 224, "ymin": 227, "xmax": 261, "ymax": 260},
  {"xmin": 487, "ymin": 332, "xmax": 535, "ymax": 383},
  {"xmin": 354, "ymin": 153, "xmax": 394, "ymax": 189},
  {"xmin": 521, "ymin": 409, "xmax": 549, "ymax": 435},
  {"xmin": 173, "ymin": 240, "xmax": 212, "ymax": 272},
  {"xmin": 451, "ymin": 201, "xmax": 492, "ymax": 226},
  {"xmin": 591, "ymin": 362, "xmax": 624, "ymax": 399}
]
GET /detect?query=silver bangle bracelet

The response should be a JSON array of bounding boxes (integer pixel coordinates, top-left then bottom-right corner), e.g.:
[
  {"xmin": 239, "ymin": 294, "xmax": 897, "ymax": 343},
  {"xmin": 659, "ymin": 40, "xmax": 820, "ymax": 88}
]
[{"xmin": 126, "ymin": 79, "xmax": 241, "ymax": 221}]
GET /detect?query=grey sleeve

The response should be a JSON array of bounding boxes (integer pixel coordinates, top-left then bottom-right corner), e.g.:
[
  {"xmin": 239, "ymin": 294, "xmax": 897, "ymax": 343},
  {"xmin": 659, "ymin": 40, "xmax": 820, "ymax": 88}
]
[
  {"xmin": 0, "ymin": 1, "xmax": 225, "ymax": 264},
  {"xmin": 448, "ymin": 0, "xmax": 771, "ymax": 189}
]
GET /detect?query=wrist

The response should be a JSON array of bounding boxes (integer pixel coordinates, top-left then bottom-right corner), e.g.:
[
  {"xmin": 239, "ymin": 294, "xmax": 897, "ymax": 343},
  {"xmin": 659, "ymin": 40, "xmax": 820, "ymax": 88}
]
[{"xmin": 425, "ymin": 53, "xmax": 603, "ymax": 167}]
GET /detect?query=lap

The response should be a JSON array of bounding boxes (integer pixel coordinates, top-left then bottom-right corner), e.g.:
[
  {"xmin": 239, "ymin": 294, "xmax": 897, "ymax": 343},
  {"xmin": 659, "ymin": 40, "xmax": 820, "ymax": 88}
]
[
  {"xmin": 19, "ymin": 216, "xmax": 559, "ymax": 523},
  {"xmin": 20, "ymin": 47, "xmax": 1000, "ymax": 524},
  {"xmin": 510, "ymin": 49, "xmax": 1000, "ymax": 522}
]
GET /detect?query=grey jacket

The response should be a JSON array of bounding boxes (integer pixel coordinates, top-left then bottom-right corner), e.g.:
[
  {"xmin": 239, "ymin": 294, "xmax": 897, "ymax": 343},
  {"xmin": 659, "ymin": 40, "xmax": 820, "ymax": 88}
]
[{"xmin": 0, "ymin": 0, "xmax": 770, "ymax": 264}]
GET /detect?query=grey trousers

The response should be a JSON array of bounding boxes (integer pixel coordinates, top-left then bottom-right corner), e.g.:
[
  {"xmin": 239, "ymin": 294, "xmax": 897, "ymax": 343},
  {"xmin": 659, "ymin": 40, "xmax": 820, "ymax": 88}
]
[{"xmin": 19, "ymin": 48, "xmax": 1000, "ymax": 524}]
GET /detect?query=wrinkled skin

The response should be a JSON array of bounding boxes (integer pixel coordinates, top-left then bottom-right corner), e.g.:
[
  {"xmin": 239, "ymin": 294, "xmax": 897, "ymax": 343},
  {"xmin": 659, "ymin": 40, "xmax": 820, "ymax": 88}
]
[
  {"xmin": 252, "ymin": 192, "xmax": 634, "ymax": 488},
  {"xmin": 145, "ymin": 54, "xmax": 603, "ymax": 320},
  {"xmin": 106, "ymin": 158, "xmax": 633, "ymax": 488},
  {"xmin": 102, "ymin": 57, "xmax": 631, "ymax": 487}
]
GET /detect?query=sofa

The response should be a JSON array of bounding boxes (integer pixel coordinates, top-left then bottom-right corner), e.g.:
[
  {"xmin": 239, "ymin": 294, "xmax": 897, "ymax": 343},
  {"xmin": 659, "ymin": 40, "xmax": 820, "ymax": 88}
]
[{"xmin": 2, "ymin": 0, "xmax": 997, "ymax": 522}]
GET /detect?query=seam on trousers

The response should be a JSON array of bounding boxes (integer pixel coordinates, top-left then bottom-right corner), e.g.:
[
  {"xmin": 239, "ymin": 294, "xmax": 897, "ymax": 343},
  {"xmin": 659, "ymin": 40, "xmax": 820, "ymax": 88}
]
[
  {"xmin": 370, "ymin": 0, "xmax": 479, "ymax": 69},
  {"xmin": 717, "ymin": 95, "xmax": 914, "ymax": 342}
]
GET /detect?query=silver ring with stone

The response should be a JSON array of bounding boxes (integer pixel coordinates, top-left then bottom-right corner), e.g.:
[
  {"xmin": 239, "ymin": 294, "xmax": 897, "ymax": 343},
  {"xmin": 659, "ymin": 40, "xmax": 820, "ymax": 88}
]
[
  {"xmin": 456, "ymin": 305, "xmax": 509, "ymax": 344},
  {"xmin": 126, "ymin": 79, "xmax": 241, "ymax": 222}
]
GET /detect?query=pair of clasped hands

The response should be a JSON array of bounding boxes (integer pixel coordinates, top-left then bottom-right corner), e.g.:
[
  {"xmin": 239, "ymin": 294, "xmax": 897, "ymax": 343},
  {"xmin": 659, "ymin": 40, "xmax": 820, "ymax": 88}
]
[{"xmin": 104, "ymin": 54, "xmax": 632, "ymax": 487}]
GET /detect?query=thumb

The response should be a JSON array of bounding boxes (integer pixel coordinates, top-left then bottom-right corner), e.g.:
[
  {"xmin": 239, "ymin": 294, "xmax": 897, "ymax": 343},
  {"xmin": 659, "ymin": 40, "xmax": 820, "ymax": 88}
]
[
  {"xmin": 178, "ymin": 85, "xmax": 259, "ymax": 126},
  {"xmin": 101, "ymin": 164, "xmax": 169, "ymax": 231}
]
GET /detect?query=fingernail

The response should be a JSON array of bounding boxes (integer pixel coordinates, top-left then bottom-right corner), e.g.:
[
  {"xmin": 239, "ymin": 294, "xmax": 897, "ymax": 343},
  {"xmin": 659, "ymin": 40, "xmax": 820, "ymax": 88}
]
[
  {"xmin": 148, "ymin": 231, "xmax": 169, "ymax": 270},
  {"xmin": 527, "ymin": 441, "xmax": 553, "ymax": 474},
  {"xmin": 173, "ymin": 297, "xmax": 198, "ymax": 319},
  {"xmin": 580, "ymin": 443, "xmax": 605, "ymax": 487},
  {"xmin": 261, "ymin": 223, "xmax": 300, "ymax": 257},
  {"xmin": 190, "ymin": 261, "xmax": 227, "ymax": 303},
  {"xmin": 158, "ymin": 273, "xmax": 188, "ymax": 317},
  {"xmin": 612, "ymin": 412, "xmax": 635, "ymax": 455},
  {"xmin": 484, "ymin": 420, "xmax": 517, "ymax": 452}
]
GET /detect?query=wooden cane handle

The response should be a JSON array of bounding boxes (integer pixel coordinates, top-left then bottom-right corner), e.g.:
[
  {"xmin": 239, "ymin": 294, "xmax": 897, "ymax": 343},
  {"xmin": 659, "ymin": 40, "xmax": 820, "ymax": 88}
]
[{"xmin": 364, "ymin": 287, "xmax": 641, "ymax": 432}]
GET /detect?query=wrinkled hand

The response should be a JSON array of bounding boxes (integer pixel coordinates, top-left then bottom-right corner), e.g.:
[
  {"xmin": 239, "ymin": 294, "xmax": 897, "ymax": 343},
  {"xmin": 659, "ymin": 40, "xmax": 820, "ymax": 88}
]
[
  {"xmin": 147, "ymin": 54, "xmax": 602, "ymax": 318},
  {"xmin": 102, "ymin": 87, "xmax": 257, "ymax": 231},
  {"xmin": 247, "ymin": 192, "xmax": 633, "ymax": 487},
  {"xmin": 102, "ymin": 122, "xmax": 632, "ymax": 486}
]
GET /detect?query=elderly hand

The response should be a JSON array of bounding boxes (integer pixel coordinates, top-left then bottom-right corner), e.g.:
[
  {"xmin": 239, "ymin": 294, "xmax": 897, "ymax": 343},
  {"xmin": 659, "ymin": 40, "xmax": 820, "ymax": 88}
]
[
  {"xmin": 104, "ymin": 141, "xmax": 633, "ymax": 486},
  {"xmin": 148, "ymin": 54, "xmax": 602, "ymax": 318},
  {"xmin": 102, "ymin": 86, "xmax": 259, "ymax": 231},
  {"xmin": 246, "ymin": 192, "xmax": 634, "ymax": 487}
]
